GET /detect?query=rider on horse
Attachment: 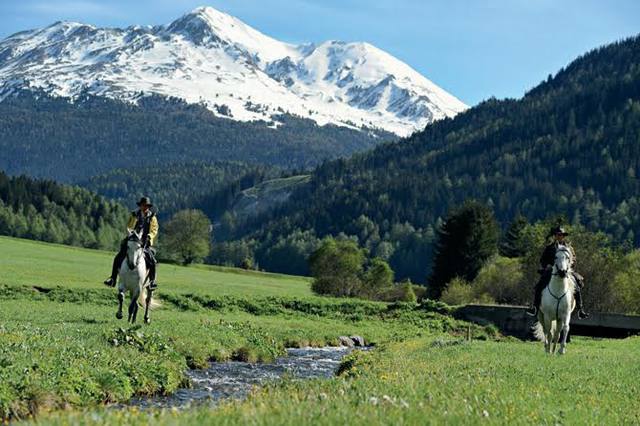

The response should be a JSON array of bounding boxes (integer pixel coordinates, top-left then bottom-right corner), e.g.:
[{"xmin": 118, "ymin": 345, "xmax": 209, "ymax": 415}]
[
  {"xmin": 526, "ymin": 226, "xmax": 589, "ymax": 319},
  {"xmin": 103, "ymin": 196, "xmax": 159, "ymax": 290}
]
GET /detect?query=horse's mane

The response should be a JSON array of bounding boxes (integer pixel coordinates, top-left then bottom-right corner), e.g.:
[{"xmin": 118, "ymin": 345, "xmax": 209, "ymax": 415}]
[{"xmin": 556, "ymin": 244, "xmax": 573, "ymax": 260}]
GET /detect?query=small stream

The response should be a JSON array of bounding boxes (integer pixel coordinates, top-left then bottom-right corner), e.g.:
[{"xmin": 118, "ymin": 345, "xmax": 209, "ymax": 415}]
[{"xmin": 128, "ymin": 346, "xmax": 358, "ymax": 409}]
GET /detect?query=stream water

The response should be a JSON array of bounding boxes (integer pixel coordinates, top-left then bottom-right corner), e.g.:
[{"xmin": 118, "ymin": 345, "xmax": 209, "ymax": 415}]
[{"xmin": 127, "ymin": 346, "xmax": 356, "ymax": 409}]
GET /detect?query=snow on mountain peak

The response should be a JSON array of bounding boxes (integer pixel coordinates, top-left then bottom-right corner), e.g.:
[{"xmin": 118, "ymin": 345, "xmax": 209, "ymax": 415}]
[{"xmin": 0, "ymin": 5, "xmax": 467, "ymax": 136}]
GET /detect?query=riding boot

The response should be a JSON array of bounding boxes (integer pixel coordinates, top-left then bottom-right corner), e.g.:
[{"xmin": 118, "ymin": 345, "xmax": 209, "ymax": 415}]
[
  {"xmin": 148, "ymin": 263, "xmax": 158, "ymax": 290},
  {"xmin": 526, "ymin": 269, "xmax": 550, "ymax": 316},
  {"xmin": 574, "ymin": 285, "xmax": 589, "ymax": 319},
  {"xmin": 146, "ymin": 247, "xmax": 158, "ymax": 290},
  {"xmin": 104, "ymin": 240, "xmax": 127, "ymax": 287}
]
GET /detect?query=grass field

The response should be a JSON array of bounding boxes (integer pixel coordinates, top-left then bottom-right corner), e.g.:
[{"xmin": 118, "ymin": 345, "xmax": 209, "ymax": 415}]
[
  {"xmin": 0, "ymin": 236, "xmax": 311, "ymax": 296},
  {"xmin": 31, "ymin": 336, "xmax": 640, "ymax": 425},
  {"xmin": 1, "ymin": 236, "xmax": 639, "ymax": 425}
]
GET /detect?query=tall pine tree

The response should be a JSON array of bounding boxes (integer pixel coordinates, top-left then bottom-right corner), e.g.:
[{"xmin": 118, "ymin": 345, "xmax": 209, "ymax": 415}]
[
  {"xmin": 500, "ymin": 215, "xmax": 529, "ymax": 258},
  {"xmin": 428, "ymin": 201, "xmax": 499, "ymax": 298}
]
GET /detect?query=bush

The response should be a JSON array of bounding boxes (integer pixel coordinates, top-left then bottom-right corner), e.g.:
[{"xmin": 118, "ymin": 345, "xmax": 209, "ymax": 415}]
[
  {"xmin": 361, "ymin": 258, "xmax": 394, "ymax": 299},
  {"xmin": 440, "ymin": 278, "xmax": 475, "ymax": 305},
  {"xmin": 472, "ymin": 256, "xmax": 523, "ymax": 304},
  {"xmin": 610, "ymin": 250, "xmax": 640, "ymax": 314},
  {"xmin": 380, "ymin": 280, "xmax": 417, "ymax": 303},
  {"xmin": 398, "ymin": 281, "xmax": 417, "ymax": 303},
  {"xmin": 412, "ymin": 284, "xmax": 428, "ymax": 301},
  {"xmin": 240, "ymin": 258, "xmax": 254, "ymax": 270},
  {"xmin": 309, "ymin": 238, "xmax": 399, "ymax": 301}
]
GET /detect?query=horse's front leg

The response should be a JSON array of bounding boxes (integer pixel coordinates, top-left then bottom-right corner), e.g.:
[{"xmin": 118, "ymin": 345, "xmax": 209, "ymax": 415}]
[
  {"xmin": 128, "ymin": 289, "xmax": 139, "ymax": 323},
  {"xmin": 133, "ymin": 288, "xmax": 142, "ymax": 323},
  {"xmin": 544, "ymin": 319, "xmax": 552, "ymax": 354},
  {"xmin": 559, "ymin": 323, "xmax": 570, "ymax": 355},
  {"xmin": 144, "ymin": 288, "xmax": 152, "ymax": 324},
  {"xmin": 116, "ymin": 290, "xmax": 124, "ymax": 320},
  {"xmin": 551, "ymin": 322, "xmax": 561, "ymax": 354}
]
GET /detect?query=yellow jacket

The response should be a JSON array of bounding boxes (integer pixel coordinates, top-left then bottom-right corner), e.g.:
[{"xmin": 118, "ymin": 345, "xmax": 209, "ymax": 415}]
[{"xmin": 127, "ymin": 210, "xmax": 159, "ymax": 246}]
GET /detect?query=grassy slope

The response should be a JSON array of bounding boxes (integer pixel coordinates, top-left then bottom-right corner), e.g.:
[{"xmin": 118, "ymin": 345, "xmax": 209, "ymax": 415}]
[
  {"xmin": 0, "ymin": 236, "xmax": 466, "ymax": 422},
  {"xmin": 28, "ymin": 336, "xmax": 640, "ymax": 425},
  {"xmin": 0, "ymin": 236, "xmax": 310, "ymax": 297},
  {"xmin": 2, "ymin": 236, "xmax": 639, "ymax": 425}
]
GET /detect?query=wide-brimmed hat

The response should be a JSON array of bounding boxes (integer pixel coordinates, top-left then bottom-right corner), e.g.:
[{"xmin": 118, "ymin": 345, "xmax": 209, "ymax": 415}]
[
  {"xmin": 136, "ymin": 196, "xmax": 153, "ymax": 207},
  {"xmin": 551, "ymin": 226, "xmax": 569, "ymax": 236}
]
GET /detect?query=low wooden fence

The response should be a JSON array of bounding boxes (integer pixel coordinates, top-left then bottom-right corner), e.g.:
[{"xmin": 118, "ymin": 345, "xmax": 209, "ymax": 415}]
[{"xmin": 454, "ymin": 304, "xmax": 640, "ymax": 339}]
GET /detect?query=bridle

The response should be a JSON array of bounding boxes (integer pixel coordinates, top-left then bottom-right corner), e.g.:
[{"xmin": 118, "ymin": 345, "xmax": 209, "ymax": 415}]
[
  {"xmin": 126, "ymin": 233, "xmax": 144, "ymax": 270},
  {"xmin": 547, "ymin": 245, "xmax": 573, "ymax": 320},
  {"xmin": 552, "ymin": 246, "xmax": 572, "ymax": 278}
]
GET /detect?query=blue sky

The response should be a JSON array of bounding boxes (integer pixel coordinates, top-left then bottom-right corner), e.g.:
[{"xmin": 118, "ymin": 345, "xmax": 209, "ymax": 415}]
[{"xmin": 1, "ymin": 0, "xmax": 638, "ymax": 106}]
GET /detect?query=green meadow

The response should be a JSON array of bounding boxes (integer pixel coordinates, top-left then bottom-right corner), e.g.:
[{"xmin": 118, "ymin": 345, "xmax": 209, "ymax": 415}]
[{"xmin": 1, "ymin": 236, "xmax": 638, "ymax": 425}]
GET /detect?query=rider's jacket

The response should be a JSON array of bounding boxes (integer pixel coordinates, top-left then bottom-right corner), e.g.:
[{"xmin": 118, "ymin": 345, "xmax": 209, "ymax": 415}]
[
  {"xmin": 540, "ymin": 241, "xmax": 576, "ymax": 270},
  {"xmin": 127, "ymin": 209, "xmax": 159, "ymax": 246}
]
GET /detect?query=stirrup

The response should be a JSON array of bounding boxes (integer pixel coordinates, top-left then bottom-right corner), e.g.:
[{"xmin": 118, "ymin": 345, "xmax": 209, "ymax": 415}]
[
  {"xmin": 525, "ymin": 306, "xmax": 538, "ymax": 317},
  {"xmin": 148, "ymin": 281, "xmax": 158, "ymax": 291},
  {"xmin": 578, "ymin": 310, "xmax": 590, "ymax": 319}
]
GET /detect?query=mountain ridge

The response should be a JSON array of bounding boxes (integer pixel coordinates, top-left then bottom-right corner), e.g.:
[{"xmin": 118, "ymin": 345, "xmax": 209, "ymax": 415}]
[{"xmin": 0, "ymin": 6, "xmax": 467, "ymax": 136}]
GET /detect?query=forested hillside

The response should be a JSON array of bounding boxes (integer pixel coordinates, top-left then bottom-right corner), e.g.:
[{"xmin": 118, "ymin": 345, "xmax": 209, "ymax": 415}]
[
  {"xmin": 223, "ymin": 35, "xmax": 640, "ymax": 282},
  {"xmin": 0, "ymin": 92, "xmax": 395, "ymax": 182},
  {"xmin": 0, "ymin": 172, "xmax": 127, "ymax": 249},
  {"xmin": 82, "ymin": 161, "xmax": 279, "ymax": 218}
]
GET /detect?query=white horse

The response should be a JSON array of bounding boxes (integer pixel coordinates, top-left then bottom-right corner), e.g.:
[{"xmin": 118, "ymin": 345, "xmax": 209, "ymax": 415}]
[
  {"xmin": 116, "ymin": 231, "xmax": 158, "ymax": 324},
  {"xmin": 533, "ymin": 245, "xmax": 576, "ymax": 354}
]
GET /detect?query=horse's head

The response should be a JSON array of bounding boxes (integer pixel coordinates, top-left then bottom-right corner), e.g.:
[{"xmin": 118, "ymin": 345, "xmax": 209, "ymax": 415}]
[
  {"xmin": 554, "ymin": 245, "xmax": 573, "ymax": 278},
  {"xmin": 126, "ymin": 231, "xmax": 144, "ymax": 270}
]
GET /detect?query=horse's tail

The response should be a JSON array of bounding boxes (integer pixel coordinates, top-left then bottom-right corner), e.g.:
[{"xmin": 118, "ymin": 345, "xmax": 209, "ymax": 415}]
[
  {"xmin": 139, "ymin": 286, "xmax": 162, "ymax": 309},
  {"xmin": 533, "ymin": 320, "xmax": 557, "ymax": 341},
  {"xmin": 532, "ymin": 321, "xmax": 549, "ymax": 341}
]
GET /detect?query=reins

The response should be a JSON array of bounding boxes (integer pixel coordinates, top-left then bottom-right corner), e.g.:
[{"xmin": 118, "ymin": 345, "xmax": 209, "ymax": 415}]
[
  {"xmin": 126, "ymin": 237, "xmax": 152, "ymax": 288},
  {"xmin": 545, "ymin": 245, "xmax": 574, "ymax": 321},
  {"xmin": 546, "ymin": 285, "xmax": 568, "ymax": 322},
  {"xmin": 126, "ymin": 240, "xmax": 144, "ymax": 270}
]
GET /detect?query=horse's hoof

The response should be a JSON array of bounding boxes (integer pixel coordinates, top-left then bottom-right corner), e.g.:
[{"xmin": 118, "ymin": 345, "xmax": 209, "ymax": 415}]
[
  {"xmin": 116, "ymin": 312, "xmax": 123, "ymax": 320},
  {"xmin": 144, "ymin": 318, "xmax": 151, "ymax": 324}
]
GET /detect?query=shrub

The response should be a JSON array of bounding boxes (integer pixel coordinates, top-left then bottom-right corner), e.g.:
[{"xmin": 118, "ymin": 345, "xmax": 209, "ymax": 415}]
[
  {"xmin": 412, "ymin": 284, "xmax": 428, "ymax": 301},
  {"xmin": 379, "ymin": 280, "xmax": 417, "ymax": 303},
  {"xmin": 361, "ymin": 258, "xmax": 394, "ymax": 299},
  {"xmin": 472, "ymin": 256, "xmax": 523, "ymax": 304},
  {"xmin": 240, "ymin": 258, "xmax": 254, "ymax": 270},
  {"xmin": 440, "ymin": 278, "xmax": 475, "ymax": 305},
  {"xmin": 610, "ymin": 250, "xmax": 640, "ymax": 314}
]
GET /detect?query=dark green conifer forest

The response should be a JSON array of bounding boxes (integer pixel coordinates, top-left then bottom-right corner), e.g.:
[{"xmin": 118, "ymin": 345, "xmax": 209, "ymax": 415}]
[{"xmin": 219, "ymin": 35, "xmax": 640, "ymax": 282}]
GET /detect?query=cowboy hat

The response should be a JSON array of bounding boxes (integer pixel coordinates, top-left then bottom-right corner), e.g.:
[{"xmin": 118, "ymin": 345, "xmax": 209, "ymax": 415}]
[
  {"xmin": 136, "ymin": 196, "xmax": 153, "ymax": 207},
  {"xmin": 551, "ymin": 226, "xmax": 569, "ymax": 236}
]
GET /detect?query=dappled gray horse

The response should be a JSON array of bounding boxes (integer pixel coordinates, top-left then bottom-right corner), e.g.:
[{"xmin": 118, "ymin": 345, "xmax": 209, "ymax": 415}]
[
  {"xmin": 116, "ymin": 231, "xmax": 157, "ymax": 323},
  {"xmin": 533, "ymin": 245, "xmax": 576, "ymax": 354}
]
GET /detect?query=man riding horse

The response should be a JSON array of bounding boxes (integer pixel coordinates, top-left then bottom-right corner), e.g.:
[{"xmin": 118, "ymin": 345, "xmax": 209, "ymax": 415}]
[
  {"xmin": 103, "ymin": 196, "xmax": 159, "ymax": 290},
  {"xmin": 526, "ymin": 226, "xmax": 589, "ymax": 319}
]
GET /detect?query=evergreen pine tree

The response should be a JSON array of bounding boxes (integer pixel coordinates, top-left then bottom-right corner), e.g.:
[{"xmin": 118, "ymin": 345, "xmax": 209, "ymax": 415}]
[
  {"xmin": 499, "ymin": 215, "xmax": 529, "ymax": 258},
  {"xmin": 428, "ymin": 201, "xmax": 499, "ymax": 298}
]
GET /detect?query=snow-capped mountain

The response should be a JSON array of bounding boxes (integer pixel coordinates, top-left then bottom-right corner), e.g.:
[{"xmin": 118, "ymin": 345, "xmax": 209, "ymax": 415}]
[{"xmin": 0, "ymin": 6, "xmax": 467, "ymax": 136}]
